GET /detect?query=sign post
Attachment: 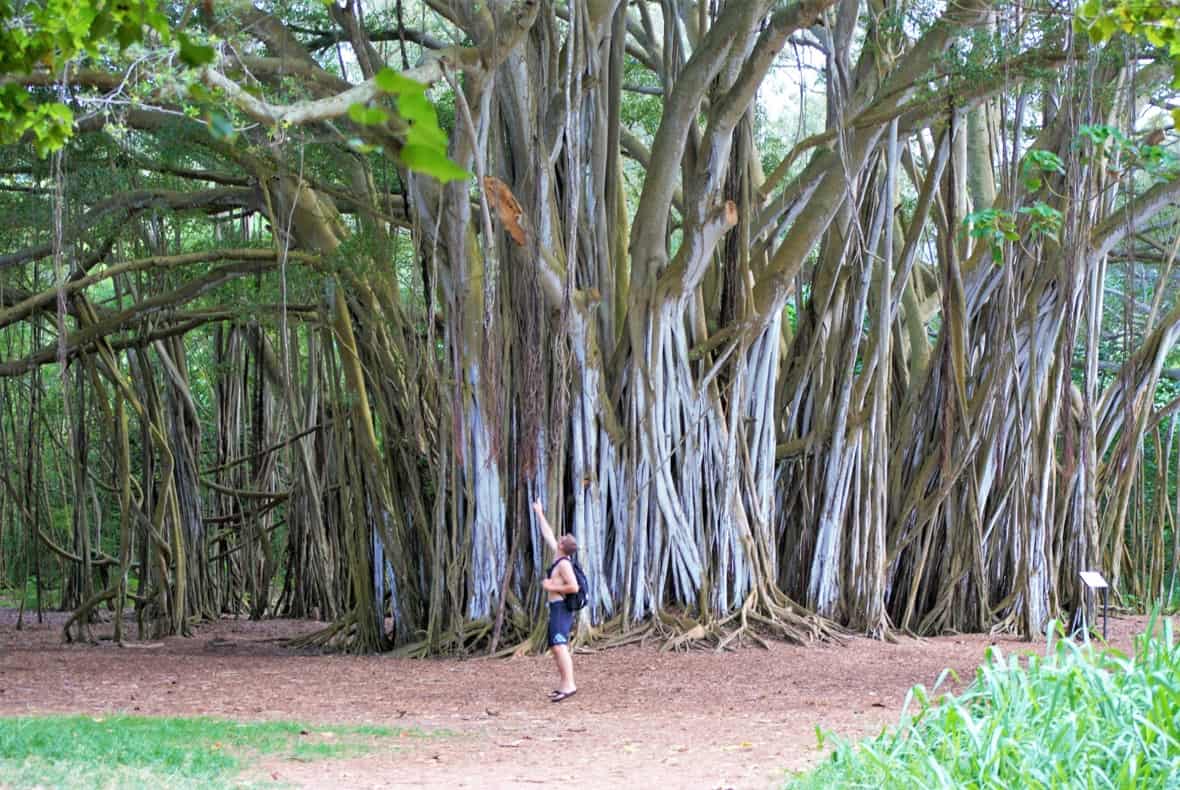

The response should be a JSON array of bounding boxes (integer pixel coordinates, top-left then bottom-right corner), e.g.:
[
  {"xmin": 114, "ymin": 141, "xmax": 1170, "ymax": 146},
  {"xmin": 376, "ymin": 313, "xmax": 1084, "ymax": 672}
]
[{"xmin": 1079, "ymin": 571, "xmax": 1109, "ymax": 640}]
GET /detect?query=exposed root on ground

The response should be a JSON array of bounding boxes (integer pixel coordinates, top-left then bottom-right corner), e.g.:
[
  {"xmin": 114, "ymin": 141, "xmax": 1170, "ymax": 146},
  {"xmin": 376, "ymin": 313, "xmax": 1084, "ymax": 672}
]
[
  {"xmin": 551, "ymin": 586, "xmax": 848, "ymax": 655},
  {"xmin": 284, "ymin": 612, "xmax": 360, "ymax": 651},
  {"xmin": 654, "ymin": 588, "xmax": 847, "ymax": 652},
  {"xmin": 284, "ymin": 588, "xmax": 855, "ymax": 656}
]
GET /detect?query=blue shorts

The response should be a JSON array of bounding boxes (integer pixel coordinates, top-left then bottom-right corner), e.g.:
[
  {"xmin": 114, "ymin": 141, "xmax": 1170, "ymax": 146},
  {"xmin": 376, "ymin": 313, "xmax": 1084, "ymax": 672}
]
[{"xmin": 547, "ymin": 600, "xmax": 573, "ymax": 647}]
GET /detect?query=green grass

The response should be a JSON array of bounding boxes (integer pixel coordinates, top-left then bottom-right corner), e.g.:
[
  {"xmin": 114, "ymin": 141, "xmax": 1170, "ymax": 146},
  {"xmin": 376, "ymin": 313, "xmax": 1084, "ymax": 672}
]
[
  {"xmin": 788, "ymin": 616, "xmax": 1180, "ymax": 789},
  {"xmin": 0, "ymin": 715, "xmax": 435, "ymax": 789}
]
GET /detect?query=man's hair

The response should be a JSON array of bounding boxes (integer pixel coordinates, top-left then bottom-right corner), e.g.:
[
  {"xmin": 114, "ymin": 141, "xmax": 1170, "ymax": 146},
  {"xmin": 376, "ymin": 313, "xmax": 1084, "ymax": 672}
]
[{"xmin": 559, "ymin": 534, "xmax": 578, "ymax": 555}]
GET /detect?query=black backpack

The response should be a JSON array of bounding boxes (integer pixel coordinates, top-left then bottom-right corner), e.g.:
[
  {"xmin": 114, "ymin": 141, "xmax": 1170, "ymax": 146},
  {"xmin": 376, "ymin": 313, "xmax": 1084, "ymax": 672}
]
[{"xmin": 557, "ymin": 556, "xmax": 590, "ymax": 612}]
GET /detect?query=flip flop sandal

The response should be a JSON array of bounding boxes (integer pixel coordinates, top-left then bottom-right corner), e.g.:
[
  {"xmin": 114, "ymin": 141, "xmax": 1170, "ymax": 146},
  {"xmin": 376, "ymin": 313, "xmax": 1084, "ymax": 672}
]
[{"xmin": 551, "ymin": 689, "xmax": 577, "ymax": 703}]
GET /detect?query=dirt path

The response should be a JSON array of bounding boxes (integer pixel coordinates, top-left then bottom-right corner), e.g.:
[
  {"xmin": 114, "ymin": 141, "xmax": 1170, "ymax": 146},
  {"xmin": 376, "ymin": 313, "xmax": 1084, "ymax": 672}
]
[{"xmin": 0, "ymin": 609, "xmax": 1147, "ymax": 789}]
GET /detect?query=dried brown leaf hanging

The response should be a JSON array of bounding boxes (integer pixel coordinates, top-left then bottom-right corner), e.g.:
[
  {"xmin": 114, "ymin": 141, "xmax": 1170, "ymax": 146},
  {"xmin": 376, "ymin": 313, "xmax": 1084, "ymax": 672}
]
[{"xmin": 482, "ymin": 176, "xmax": 527, "ymax": 246}]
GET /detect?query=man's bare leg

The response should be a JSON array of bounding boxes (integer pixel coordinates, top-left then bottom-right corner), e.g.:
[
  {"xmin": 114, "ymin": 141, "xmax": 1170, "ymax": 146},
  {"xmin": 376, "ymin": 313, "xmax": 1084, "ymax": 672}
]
[{"xmin": 551, "ymin": 644, "xmax": 576, "ymax": 693}]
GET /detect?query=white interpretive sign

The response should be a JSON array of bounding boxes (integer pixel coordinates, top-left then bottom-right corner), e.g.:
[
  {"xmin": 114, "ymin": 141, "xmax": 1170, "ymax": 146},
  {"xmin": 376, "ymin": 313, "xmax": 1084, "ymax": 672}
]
[{"xmin": 1079, "ymin": 570, "xmax": 1111, "ymax": 640}]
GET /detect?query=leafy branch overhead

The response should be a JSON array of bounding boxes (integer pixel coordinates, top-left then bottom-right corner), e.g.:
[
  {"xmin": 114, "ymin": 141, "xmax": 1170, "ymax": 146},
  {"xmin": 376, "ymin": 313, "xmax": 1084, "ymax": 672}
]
[
  {"xmin": 0, "ymin": 0, "xmax": 467, "ymax": 182},
  {"xmin": 0, "ymin": 0, "xmax": 169, "ymax": 153},
  {"xmin": 1077, "ymin": 0, "xmax": 1180, "ymax": 127}
]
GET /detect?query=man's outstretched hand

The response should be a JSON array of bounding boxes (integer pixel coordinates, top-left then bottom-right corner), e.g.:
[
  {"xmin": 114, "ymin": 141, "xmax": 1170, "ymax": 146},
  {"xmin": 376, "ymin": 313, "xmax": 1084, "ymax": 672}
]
[{"xmin": 533, "ymin": 500, "xmax": 559, "ymax": 553}]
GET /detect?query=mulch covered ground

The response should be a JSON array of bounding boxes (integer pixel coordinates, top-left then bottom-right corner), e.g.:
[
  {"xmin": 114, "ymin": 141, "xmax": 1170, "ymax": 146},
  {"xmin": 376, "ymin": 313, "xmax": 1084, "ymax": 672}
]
[{"xmin": 0, "ymin": 608, "xmax": 1147, "ymax": 789}]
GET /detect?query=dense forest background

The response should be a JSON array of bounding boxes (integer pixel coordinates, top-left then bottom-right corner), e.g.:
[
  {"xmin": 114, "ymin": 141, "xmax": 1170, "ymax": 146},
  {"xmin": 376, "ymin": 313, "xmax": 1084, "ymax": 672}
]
[{"xmin": 1, "ymin": 0, "xmax": 1179, "ymax": 653}]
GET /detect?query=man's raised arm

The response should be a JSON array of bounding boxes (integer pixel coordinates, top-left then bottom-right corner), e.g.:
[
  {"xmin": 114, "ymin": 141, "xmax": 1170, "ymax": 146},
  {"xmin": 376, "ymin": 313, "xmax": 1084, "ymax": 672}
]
[{"xmin": 531, "ymin": 500, "xmax": 560, "ymax": 555}]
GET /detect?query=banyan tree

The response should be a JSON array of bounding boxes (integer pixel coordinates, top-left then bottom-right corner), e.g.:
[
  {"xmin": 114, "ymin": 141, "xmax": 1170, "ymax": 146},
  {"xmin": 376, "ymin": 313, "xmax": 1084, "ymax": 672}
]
[{"xmin": 1, "ymin": 0, "xmax": 1179, "ymax": 652}]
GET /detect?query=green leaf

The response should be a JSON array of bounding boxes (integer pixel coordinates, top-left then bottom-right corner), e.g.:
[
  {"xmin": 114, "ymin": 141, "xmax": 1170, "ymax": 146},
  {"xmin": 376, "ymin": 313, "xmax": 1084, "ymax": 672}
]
[
  {"xmin": 375, "ymin": 67, "xmax": 426, "ymax": 96},
  {"xmin": 399, "ymin": 144, "xmax": 469, "ymax": 183},
  {"xmin": 42, "ymin": 102, "xmax": 73, "ymax": 125},
  {"xmin": 398, "ymin": 93, "xmax": 448, "ymax": 149},
  {"xmin": 1079, "ymin": 124, "xmax": 1113, "ymax": 146},
  {"xmin": 396, "ymin": 91, "xmax": 437, "ymax": 125},
  {"xmin": 88, "ymin": 13, "xmax": 114, "ymax": 44},
  {"xmin": 1095, "ymin": 15, "xmax": 1118, "ymax": 40},
  {"xmin": 206, "ymin": 110, "xmax": 237, "ymax": 141},
  {"xmin": 347, "ymin": 103, "xmax": 390, "ymax": 126},
  {"xmin": 143, "ymin": 8, "xmax": 171, "ymax": 35},
  {"xmin": 178, "ymin": 32, "xmax": 216, "ymax": 68},
  {"xmin": 1025, "ymin": 149, "xmax": 1065, "ymax": 174},
  {"xmin": 116, "ymin": 21, "xmax": 141, "ymax": 50},
  {"xmin": 187, "ymin": 82, "xmax": 213, "ymax": 103}
]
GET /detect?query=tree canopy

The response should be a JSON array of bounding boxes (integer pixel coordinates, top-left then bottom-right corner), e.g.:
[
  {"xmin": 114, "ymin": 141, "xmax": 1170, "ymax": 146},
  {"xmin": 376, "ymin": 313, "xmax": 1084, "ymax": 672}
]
[{"xmin": 1, "ymin": 0, "xmax": 1179, "ymax": 653}]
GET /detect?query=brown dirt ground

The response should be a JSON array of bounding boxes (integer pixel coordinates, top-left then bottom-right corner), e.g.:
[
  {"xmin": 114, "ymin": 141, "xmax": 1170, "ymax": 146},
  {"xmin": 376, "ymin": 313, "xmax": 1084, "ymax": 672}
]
[{"xmin": 0, "ymin": 608, "xmax": 1149, "ymax": 789}]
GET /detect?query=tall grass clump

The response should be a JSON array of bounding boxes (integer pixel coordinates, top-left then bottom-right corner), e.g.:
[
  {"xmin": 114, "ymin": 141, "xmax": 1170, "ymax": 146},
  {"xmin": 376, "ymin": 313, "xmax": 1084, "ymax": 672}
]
[{"xmin": 789, "ymin": 617, "xmax": 1180, "ymax": 789}]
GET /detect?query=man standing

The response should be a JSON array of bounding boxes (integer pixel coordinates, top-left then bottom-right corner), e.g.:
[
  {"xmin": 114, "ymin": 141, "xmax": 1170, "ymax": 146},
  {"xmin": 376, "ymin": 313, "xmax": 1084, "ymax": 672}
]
[{"xmin": 532, "ymin": 500, "xmax": 579, "ymax": 702}]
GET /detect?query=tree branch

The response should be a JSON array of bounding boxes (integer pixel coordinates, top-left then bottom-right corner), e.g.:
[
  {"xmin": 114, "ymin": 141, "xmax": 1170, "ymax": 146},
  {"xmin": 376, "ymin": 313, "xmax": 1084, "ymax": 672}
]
[
  {"xmin": 0, "ymin": 188, "xmax": 255, "ymax": 272},
  {"xmin": 0, "ymin": 248, "xmax": 318, "ymax": 331},
  {"xmin": 0, "ymin": 259, "xmax": 279, "ymax": 377},
  {"xmin": 1092, "ymin": 177, "xmax": 1180, "ymax": 259},
  {"xmin": 201, "ymin": 49, "xmax": 473, "ymax": 126}
]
